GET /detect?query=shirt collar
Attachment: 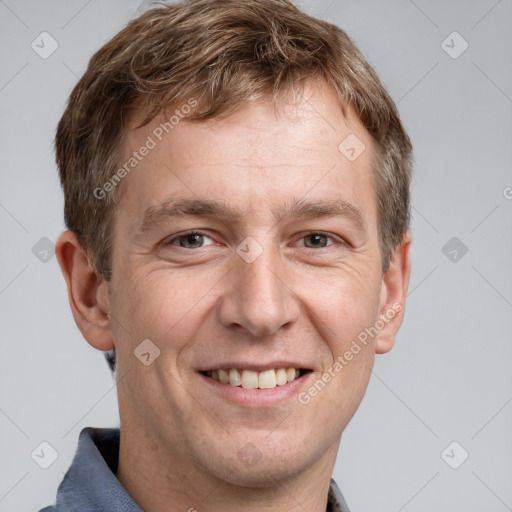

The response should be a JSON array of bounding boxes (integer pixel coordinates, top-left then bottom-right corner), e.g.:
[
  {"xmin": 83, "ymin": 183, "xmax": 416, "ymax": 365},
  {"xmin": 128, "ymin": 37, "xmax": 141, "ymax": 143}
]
[
  {"xmin": 327, "ymin": 477, "xmax": 351, "ymax": 512},
  {"xmin": 50, "ymin": 427, "xmax": 349, "ymax": 512},
  {"xmin": 53, "ymin": 427, "xmax": 142, "ymax": 511}
]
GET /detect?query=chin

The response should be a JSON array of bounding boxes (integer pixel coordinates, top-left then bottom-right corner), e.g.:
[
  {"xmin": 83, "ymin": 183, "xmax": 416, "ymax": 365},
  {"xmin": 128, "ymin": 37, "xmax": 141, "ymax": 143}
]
[
  {"xmin": 214, "ymin": 459, "xmax": 306, "ymax": 489},
  {"xmin": 196, "ymin": 434, "xmax": 319, "ymax": 489}
]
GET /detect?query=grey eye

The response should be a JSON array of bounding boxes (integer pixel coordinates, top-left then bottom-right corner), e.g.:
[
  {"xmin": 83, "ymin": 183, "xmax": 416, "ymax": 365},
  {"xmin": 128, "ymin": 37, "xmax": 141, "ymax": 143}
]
[
  {"xmin": 303, "ymin": 234, "xmax": 330, "ymax": 248},
  {"xmin": 165, "ymin": 231, "xmax": 215, "ymax": 249},
  {"xmin": 178, "ymin": 233, "xmax": 205, "ymax": 248}
]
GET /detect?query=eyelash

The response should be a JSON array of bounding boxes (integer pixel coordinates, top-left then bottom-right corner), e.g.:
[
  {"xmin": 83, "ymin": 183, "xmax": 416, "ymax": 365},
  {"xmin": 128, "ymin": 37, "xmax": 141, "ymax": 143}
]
[{"xmin": 163, "ymin": 230, "xmax": 342, "ymax": 249}]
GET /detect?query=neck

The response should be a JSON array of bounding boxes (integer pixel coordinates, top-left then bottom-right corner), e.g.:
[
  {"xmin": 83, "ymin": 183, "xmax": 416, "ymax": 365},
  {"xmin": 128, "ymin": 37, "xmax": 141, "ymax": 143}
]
[{"xmin": 116, "ymin": 418, "xmax": 340, "ymax": 512}]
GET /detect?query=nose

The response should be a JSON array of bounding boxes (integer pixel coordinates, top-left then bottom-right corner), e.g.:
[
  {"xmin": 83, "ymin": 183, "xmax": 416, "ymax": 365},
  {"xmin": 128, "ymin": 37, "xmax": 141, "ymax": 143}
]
[{"xmin": 217, "ymin": 244, "xmax": 300, "ymax": 338}]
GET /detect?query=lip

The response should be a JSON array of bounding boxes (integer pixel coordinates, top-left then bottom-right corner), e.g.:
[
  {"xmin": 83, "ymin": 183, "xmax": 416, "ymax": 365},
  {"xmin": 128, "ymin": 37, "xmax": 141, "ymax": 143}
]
[
  {"xmin": 197, "ymin": 361, "xmax": 314, "ymax": 372},
  {"xmin": 198, "ymin": 370, "xmax": 314, "ymax": 408}
]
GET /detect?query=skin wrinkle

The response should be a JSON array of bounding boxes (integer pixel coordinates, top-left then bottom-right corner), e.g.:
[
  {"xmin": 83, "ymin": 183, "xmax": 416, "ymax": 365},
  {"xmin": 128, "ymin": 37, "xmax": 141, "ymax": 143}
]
[
  {"xmin": 135, "ymin": 197, "xmax": 367, "ymax": 244},
  {"xmin": 110, "ymin": 82, "xmax": 389, "ymax": 509},
  {"xmin": 57, "ymin": 78, "xmax": 411, "ymax": 512}
]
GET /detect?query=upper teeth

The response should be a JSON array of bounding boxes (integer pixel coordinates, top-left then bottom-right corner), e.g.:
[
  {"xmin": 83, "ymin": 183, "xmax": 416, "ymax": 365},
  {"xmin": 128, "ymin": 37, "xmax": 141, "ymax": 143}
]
[{"xmin": 208, "ymin": 368, "xmax": 300, "ymax": 389}]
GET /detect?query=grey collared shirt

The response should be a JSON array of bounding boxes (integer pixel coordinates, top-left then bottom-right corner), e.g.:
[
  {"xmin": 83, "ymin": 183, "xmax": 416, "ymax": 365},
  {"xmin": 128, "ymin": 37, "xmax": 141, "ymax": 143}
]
[{"xmin": 39, "ymin": 427, "xmax": 350, "ymax": 512}]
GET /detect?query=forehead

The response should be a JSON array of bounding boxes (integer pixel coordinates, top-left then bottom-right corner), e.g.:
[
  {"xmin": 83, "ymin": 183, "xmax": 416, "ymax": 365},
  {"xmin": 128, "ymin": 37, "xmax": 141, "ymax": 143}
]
[{"xmin": 117, "ymin": 79, "xmax": 377, "ymax": 230}]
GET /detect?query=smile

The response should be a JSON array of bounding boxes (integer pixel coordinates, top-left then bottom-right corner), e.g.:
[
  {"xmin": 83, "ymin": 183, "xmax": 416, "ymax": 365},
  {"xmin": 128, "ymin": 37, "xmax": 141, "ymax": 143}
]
[{"xmin": 200, "ymin": 367, "xmax": 312, "ymax": 390}]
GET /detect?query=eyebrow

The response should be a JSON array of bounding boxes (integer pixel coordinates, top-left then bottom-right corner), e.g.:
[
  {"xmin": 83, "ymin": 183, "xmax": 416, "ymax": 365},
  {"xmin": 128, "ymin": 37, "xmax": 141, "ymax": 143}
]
[{"xmin": 135, "ymin": 196, "xmax": 366, "ymax": 239}]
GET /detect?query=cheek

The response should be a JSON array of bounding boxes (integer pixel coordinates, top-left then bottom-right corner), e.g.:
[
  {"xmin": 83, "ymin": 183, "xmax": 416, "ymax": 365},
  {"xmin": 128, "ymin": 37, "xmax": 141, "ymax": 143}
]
[
  {"xmin": 300, "ymin": 264, "xmax": 381, "ymax": 410},
  {"xmin": 299, "ymin": 265, "xmax": 382, "ymax": 350},
  {"xmin": 111, "ymin": 268, "xmax": 216, "ymax": 353}
]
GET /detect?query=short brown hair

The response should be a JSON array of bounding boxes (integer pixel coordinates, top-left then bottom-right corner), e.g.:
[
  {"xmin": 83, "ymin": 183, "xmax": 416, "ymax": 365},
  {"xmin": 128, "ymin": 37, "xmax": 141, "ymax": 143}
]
[{"xmin": 56, "ymin": 0, "xmax": 412, "ymax": 283}]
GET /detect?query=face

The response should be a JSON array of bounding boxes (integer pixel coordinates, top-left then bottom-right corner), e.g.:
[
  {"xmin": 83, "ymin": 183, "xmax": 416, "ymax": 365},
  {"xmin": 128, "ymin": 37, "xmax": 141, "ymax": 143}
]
[{"xmin": 98, "ymin": 79, "xmax": 406, "ymax": 487}]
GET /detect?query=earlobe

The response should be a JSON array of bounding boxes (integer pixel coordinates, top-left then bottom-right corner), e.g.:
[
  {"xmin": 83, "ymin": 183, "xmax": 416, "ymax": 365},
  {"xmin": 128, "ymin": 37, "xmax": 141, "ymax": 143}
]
[
  {"xmin": 375, "ymin": 231, "xmax": 412, "ymax": 354},
  {"xmin": 56, "ymin": 230, "xmax": 115, "ymax": 352}
]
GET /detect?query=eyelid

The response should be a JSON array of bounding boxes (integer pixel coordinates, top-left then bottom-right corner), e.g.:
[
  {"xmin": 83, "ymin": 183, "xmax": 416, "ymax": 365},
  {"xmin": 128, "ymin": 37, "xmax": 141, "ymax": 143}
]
[
  {"xmin": 293, "ymin": 231, "xmax": 341, "ymax": 247},
  {"xmin": 162, "ymin": 230, "xmax": 345, "ymax": 249},
  {"xmin": 162, "ymin": 229, "xmax": 348, "ymax": 251},
  {"xmin": 163, "ymin": 230, "xmax": 215, "ymax": 247}
]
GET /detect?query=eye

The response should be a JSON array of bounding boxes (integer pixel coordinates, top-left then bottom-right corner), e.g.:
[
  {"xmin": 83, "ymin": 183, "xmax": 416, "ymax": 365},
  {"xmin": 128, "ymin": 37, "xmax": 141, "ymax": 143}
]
[
  {"xmin": 297, "ymin": 232, "xmax": 336, "ymax": 248},
  {"xmin": 164, "ymin": 230, "xmax": 215, "ymax": 249}
]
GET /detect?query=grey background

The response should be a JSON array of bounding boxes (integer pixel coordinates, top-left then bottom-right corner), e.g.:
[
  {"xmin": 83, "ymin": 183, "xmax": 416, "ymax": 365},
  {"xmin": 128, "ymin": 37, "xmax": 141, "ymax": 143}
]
[{"xmin": 1, "ymin": 0, "xmax": 511, "ymax": 510}]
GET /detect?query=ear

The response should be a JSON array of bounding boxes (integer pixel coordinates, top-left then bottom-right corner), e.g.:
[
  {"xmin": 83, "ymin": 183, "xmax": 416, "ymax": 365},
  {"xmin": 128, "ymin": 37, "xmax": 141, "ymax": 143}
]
[
  {"xmin": 375, "ymin": 231, "xmax": 412, "ymax": 354},
  {"xmin": 56, "ymin": 230, "xmax": 114, "ymax": 351}
]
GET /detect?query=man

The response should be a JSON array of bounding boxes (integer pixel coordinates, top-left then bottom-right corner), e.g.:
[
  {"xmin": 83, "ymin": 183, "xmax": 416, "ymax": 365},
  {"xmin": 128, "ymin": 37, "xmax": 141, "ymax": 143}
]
[{"xmin": 41, "ymin": 0, "xmax": 412, "ymax": 510}]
